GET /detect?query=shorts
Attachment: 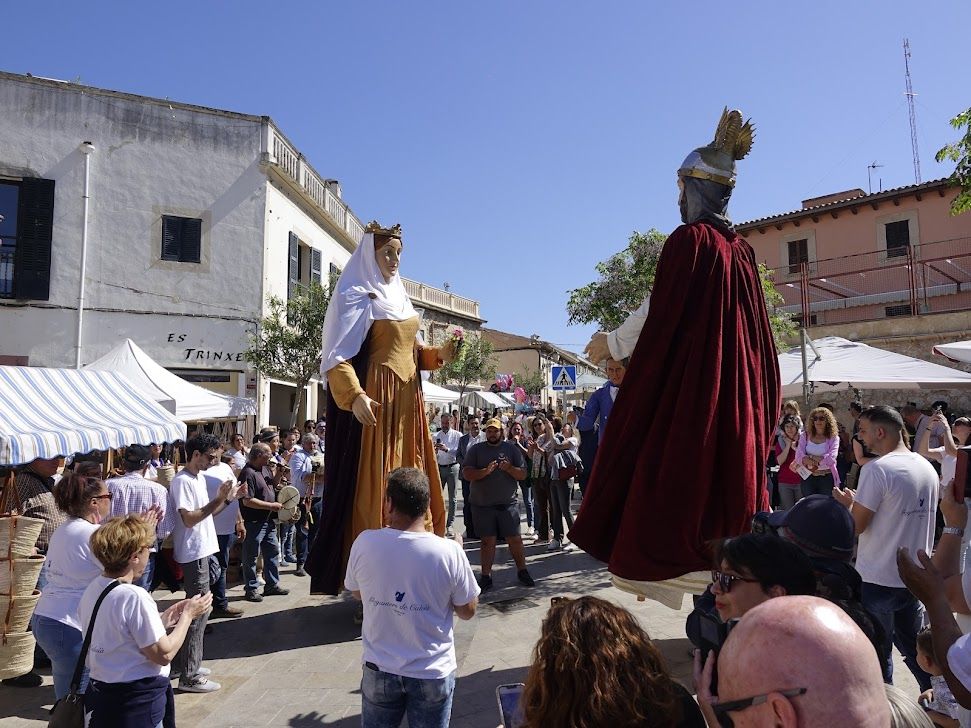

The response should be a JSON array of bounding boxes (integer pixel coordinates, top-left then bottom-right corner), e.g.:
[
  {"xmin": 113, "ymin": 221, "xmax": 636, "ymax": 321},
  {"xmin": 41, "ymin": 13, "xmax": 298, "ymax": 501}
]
[{"xmin": 471, "ymin": 503, "xmax": 521, "ymax": 539}]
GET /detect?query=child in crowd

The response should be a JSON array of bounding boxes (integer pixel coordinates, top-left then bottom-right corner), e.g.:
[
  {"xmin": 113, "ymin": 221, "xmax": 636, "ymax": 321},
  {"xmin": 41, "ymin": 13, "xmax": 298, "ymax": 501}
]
[{"xmin": 916, "ymin": 626, "xmax": 960, "ymax": 727}]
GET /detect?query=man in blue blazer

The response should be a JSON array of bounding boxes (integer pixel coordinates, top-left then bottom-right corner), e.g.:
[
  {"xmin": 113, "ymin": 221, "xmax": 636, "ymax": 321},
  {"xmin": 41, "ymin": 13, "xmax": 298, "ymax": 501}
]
[{"xmin": 578, "ymin": 359, "xmax": 626, "ymax": 443}]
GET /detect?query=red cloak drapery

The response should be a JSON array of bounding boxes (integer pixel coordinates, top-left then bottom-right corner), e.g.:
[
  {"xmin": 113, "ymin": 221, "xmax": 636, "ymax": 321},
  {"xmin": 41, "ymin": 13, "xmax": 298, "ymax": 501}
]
[{"xmin": 569, "ymin": 222, "xmax": 780, "ymax": 582}]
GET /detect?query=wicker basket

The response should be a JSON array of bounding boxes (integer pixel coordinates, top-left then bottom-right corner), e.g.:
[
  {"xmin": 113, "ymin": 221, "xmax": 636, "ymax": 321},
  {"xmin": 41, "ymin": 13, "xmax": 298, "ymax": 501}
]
[
  {"xmin": 0, "ymin": 555, "xmax": 45, "ymax": 596},
  {"xmin": 155, "ymin": 464, "xmax": 175, "ymax": 487},
  {"xmin": 0, "ymin": 631, "xmax": 35, "ymax": 680},
  {"xmin": 0, "ymin": 589, "xmax": 40, "ymax": 634},
  {"xmin": 0, "ymin": 515, "xmax": 44, "ymax": 559}
]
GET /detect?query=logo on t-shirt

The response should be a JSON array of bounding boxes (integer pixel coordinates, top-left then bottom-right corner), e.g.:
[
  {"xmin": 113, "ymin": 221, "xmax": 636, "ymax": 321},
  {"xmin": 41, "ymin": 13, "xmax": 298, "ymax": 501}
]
[
  {"xmin": 369, "ymin": 593, "xmax": 430, "ymax": 617},
  {"xmin": 395, "ymin": 591, "xmax": 405, "ymax": 602}
]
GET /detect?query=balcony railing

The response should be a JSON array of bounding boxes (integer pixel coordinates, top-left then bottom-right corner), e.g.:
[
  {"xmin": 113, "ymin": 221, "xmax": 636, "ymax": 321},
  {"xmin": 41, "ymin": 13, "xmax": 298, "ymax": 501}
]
[
  {"xmin": 0, "ymin": 248, "xmax": 13, "ymax": 298},
  {"xmin": 402, "ymin": 278, "xmax": 481, "ymax": 320},
  {"xmin": 775, "ymin": 236, "xmax": 971, "ymax": 327},
  {"xmin": 263, "ymin": 124, "xmax": 365, "ymax": 245}
]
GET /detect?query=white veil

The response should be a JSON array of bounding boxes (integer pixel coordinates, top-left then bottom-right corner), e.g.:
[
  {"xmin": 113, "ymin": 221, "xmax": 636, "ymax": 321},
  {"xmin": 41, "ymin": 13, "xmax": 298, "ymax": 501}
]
[{"xmin": 319, "ymin": 232, "xmax": 418, "ymax": 376}]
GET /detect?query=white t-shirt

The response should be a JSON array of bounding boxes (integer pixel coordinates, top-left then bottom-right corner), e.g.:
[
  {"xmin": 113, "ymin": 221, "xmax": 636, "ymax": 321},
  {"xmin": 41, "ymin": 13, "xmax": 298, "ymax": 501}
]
[
  {"xmin": 34, "ymin": 518, "xmax": 102, "ymax": 630},
  {"xmin": 226, "ymin": 448, "xmax": 248, "ymax": 471},
  {"xmin": 204, "ymin": 462, "xmax": 239, "ymax": 537},
  {"xmin": 344, "ymin": 529, "xmax": 480, "ymax": 680},
  {"xmin": 78, "ymin": 576, "xmax": 168, "ymax": 683},
  {"xmin": 169, "ymin": 470, "xmax": 218, "ymax": 563},
  {"xmin": 855, "ymin": 450, "xmax": 938, "ymax": 588}
]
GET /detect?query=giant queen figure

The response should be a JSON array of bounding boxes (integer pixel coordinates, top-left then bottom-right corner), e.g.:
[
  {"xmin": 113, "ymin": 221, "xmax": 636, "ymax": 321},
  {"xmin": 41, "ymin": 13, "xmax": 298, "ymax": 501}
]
[
  {"xmin": 569, "ymin": 109, "xmax": 781, "ymax": 603},
  {"xmin": 306, "ymin": 221, "xmax": 452, "ymax": 595}
]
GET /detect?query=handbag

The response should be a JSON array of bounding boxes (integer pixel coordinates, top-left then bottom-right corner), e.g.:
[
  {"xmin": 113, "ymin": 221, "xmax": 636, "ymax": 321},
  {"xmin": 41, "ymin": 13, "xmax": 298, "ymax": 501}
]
[
  {"xmin": 552, "ymin": 449, "xmax": 583, "ymax": 480},
  {"xmin": 48, "ymin": 580, "xmax": 121, "ymax": 728}
]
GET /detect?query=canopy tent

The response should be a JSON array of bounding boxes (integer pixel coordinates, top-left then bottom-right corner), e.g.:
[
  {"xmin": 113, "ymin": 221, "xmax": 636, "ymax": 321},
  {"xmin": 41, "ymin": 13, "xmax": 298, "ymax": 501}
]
[
  {"xmin": 778, "ymin": 336, "xmax": 971, "ymax": 398},
  {"xmin": 457, "ymin": 390, "xmax": 510, "ymax": 411},
  {"xmin": 421, "ymin": 380, "xmax": 461, "ymax": 406},
  {"xmin": 933, "ymin": 340, "xmax": 971, "ymax": 365},
  {"xmin": 0, "ymin": 366, "xmax": 186, "ymax": 466},
  {"xmin": 84, "ymin": 339, "xmax": 256, "ymax": 421},
  {"xmin": 576, "ymin": 372, "xmax": 607, "ymax": 390}
]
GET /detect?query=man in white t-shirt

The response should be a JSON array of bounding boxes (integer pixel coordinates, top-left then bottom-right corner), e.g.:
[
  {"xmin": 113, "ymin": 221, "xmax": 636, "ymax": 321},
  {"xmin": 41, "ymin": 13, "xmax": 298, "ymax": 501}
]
[
  {"xmin": 834, "ymin": 404, "xmax": 938, "ymax": 691},
  {"xmin": 168, "ymin": 433, "xmax": 240, "ymax": 693},
  {"xmin": 345, "ymin": 467, "xmax": 479, "ymax": 728},
  {"xmin": 204, "ymin": 452, "xmax": 246, "ymax": 619}
]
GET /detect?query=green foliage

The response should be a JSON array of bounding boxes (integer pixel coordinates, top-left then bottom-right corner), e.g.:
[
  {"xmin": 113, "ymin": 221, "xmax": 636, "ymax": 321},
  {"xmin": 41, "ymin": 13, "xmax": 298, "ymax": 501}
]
[
  {"xmin": 566, "ymin": 228, "xmax": 795, "ymax": 350},
  {"xmin": 566, "ymin": 229, "xmax": 666, "ymax": 331},
  {"xmin": 245, "ymin": 282, "xmax": 332, "ymax": 427},
  {"xmin": 936, "ymin": 107, "xmax": 971, "ymax": 216},
  {"xmin": 516, "ymin": 366, "xmax": 546, "ymax": 397},
  {"xmin": 436, "ymin": 333, "xmax": 498, "ymax": 399}
]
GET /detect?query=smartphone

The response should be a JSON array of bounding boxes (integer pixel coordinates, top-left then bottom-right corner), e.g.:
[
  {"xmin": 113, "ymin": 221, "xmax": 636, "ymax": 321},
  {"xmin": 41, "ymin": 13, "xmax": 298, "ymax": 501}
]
[
  {"xmin": 496, "ymin": 683, "xmax": 525, "ymax": 727},
  {"xmin": 954, "ymin": 446, "xmax": 971, "ymax": 502}
]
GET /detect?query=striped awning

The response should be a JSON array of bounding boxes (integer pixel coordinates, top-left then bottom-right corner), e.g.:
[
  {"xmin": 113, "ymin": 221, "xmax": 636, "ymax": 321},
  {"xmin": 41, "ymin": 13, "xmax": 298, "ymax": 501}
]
[{"xmin": 0, "ymin": 366, "xmax": 187, "ymax": 466}]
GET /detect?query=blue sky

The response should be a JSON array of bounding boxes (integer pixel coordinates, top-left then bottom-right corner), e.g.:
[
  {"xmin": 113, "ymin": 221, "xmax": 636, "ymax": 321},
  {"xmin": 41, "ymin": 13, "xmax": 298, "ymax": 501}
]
[{"xmin": 3, "ymin": 1, "xmax": 969, "ymax": 353}]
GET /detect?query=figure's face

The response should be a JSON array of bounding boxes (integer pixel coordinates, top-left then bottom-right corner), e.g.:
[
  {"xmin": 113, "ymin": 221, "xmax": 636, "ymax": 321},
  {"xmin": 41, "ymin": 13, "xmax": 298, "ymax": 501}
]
[
  {"xmin": 955, "ymin": 424, "xmax": 971, "ymax": 446},
  {"xmin": 605, "ymin": 359, "xmax": 625, "ymax": 387},
  {"xmin": 375, "ymin": 237, "xmax": 403, "ymax": 283},
  {"xmin": 149, "ymin": 443, "xmax": 162, "ymax": 458},
  {"xmin": 857, "ymin": 418, "xmax": 879, "ymax": 453},
  {"xmin": 811, "ymin": 413, "xmax": 827, "ymax": 436},
  {"xmin": 232, "ymin": 434, "xmax": 244, "ymax": 449}
]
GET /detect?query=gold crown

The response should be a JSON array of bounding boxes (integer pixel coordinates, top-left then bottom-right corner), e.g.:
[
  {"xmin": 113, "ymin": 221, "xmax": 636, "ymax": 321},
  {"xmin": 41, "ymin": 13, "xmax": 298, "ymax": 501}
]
[{"xmin": 365, "ymin": 221, "xmax": 403, "ymax": 238}]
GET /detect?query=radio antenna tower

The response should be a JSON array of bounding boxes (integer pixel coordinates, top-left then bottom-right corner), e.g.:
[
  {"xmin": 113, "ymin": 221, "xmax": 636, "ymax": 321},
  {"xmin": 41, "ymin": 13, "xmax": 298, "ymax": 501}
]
[{"xmin": 903, "ymin": 39, "xmax": 921, "ymax": 184}]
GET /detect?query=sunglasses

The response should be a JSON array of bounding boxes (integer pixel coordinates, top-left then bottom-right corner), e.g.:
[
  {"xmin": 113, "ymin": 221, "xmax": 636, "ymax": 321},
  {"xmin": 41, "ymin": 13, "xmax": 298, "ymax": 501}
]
[
  {"xmin": 811, "ymin": 416, "xmax": 827, "ymax": 422},
  {"xmin": 94, "ymin": 493, "xmax": 113, "ymax": 501},
  {"xmin": 713, "ymin": 688, "xmax": 807, "ymax": 727},
  {"xmin": 711, "ymin": 570, "xmax": 759, "ymax": 593}
]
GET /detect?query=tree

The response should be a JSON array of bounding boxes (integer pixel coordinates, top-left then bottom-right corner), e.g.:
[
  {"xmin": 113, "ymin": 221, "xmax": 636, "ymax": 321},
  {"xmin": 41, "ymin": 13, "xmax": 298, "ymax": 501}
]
[
  {"xmin": 516, "ymin": 366, "xmax": 546, "ymax": 399},
  {"xmin": 936, "ymin": 106, "xmax": 971, "ymax": 216},
  {"xmin": 566, "ymin": 228, "xmax": 796, "ymax": 349},
  {"xmin": 436, "ymin": 332, "xmax": 498, "ymax": 401},
  {"xmin": 245, "ymin": 282, "xmax": 332, "ymax": 428}
]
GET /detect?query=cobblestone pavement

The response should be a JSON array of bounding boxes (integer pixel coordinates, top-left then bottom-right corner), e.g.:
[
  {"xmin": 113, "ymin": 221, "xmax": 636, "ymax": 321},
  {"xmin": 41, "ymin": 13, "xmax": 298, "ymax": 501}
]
[{"xmin": 1, "ymin": 504, "xmax": 918, "ymax": 727}]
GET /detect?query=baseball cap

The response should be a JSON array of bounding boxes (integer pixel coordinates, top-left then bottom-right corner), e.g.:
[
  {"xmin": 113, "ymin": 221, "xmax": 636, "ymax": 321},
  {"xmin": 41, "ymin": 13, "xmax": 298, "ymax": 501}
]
[
  {"xmin": 484, "ymin": 418, "xmax": 503, "ymax": 430},
  {"xmin": 124, "ymin": 444, "xmax": 151, "ymax": 466},
  {"xmin": 765, "ymin": 495, "xmax": 855, "ymax": 562}
]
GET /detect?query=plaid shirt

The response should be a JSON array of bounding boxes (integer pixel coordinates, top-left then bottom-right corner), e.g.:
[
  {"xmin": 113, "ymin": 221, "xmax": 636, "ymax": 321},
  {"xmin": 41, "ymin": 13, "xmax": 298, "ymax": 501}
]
[
  {"xmin": 107, "ymin": 472, "xmax": 176, "ymax": 542},
  {"xmin": 13, "ymin": 469, "xmax": 66, "ymax": 552}
]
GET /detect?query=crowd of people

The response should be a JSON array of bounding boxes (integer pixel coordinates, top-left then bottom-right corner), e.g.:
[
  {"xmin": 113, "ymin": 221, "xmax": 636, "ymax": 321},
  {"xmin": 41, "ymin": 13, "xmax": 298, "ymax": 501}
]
[{"xmin": 8, "ymin": 396, "xmax": 971, "ymax": 727}]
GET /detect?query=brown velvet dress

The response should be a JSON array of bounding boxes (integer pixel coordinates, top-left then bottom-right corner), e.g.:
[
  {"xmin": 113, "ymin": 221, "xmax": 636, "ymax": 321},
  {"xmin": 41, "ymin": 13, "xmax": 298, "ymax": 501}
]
[{"xmin": 326, "ymin": 317, "xmax": 447, "ymax": 569}]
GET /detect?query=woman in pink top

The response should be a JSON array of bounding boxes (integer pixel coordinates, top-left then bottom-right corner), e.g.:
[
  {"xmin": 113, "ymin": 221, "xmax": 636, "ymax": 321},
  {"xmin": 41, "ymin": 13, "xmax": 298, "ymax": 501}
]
[
  {"xmin": 774, "ymin": 415, "xmax": 803, "ymax": 510},
  {"xmin": 791, "ymin": 407, "xmax": 841, "ymax": 498}
]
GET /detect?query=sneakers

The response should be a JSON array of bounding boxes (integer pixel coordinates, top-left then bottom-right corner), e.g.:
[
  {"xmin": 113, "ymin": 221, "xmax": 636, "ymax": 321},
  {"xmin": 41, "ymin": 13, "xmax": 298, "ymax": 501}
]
[
  {"xmin": 562, "ymin": 541, "xmax": 577, "ymax": 552},
  {"xmin": 2, "ymin": 671, "xmax": 43, "ymax": 688},
  {"xmin": 478, "ymin": 573, "xmax": 493, "ymax": 592},
  {"xmin": 294, "ymin": 566, "xmax": 307, "ymax": 577},
  {"xmin": 244, "ymin": 591, "xmax": 263, "ymax": 602},
  {"xmin": 445, "ymin": 528, "xmax": 455, "ymax": 538},
  {"xmin": 283, "ymin": 555, "xmax": 298, "ymax": 564},
  {"xmin": 547, "ymin": 538, "xmax": 561, "ymax": 551},
  {"xmin": 263, "ymin": 585, "xmax": 290, "ymax": 597},
  {"xmin": 210, "ymin": 605, "xmax": 244, "ymax": 619},
  {"xmin": 517, "ymin": 569, "xmax": 536, "ymax": 587},
  {"xmin": 525, "ymin": 526, "xmax": 535, "ymax": 538},
  {"xmin": 171, "ymin": 667, "xmax": 212, "ymax": 680},
  {"xmin": 178, "ymin": 676, "xmax": 221, "ymax": 693}
]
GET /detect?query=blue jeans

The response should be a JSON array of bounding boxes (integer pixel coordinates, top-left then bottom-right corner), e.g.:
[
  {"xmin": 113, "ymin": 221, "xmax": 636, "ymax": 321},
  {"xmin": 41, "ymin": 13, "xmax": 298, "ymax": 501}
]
[
  {"xmin": 861, "ymin": 582, "xmax": 932, "ymax": 691},
  {"xmin": 242, "ymin": 519, "xmax": 280, "ymax": 593},
  {"xmin": 213, "ymin": 533, "xmax": 237, "ymax": 609},
  {"xmin": 519, "ymin": 482, "xmax": 533, "ymax": 528},
  {"xmin": 361, "ymin": 664, "xmax": 455, "ymax": 728},
  {"xmin": 134, "ymin": 546, "xmax": 158, "ymax": 591},
  {"xmin": 32, "ymin": 614, "xmax": 85, "ymax": 699},
  {"xmin": 280, "ymin": 521, "xmax": 296, "ymax": 560},
  {"xmin": 439, "ymin": 464, "xmax": 458, "ymax": 529}
]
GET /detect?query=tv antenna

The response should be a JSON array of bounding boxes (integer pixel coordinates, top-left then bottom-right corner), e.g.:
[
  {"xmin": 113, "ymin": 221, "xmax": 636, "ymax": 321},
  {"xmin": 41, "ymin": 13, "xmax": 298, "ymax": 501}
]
[
  {"xmin": 867, "ymin": 162, "xmax": 884, "ymax": 194},
  {"xmin": 903, "ymin": 39, "xmax": 921, "ymax": 184}
]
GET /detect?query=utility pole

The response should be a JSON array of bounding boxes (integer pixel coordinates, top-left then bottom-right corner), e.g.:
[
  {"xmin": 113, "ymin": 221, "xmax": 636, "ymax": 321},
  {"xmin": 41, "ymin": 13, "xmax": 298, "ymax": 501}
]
[{"xmin": 903, "ymin": 39, "xmax": 921, "ymax": 185}]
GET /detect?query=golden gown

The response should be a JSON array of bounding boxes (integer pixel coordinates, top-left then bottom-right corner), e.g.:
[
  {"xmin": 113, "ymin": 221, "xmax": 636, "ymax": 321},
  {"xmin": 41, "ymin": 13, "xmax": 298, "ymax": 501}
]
[{"xmin": 326, "ymin": 317, "xmax": 447, "ymax": 564}]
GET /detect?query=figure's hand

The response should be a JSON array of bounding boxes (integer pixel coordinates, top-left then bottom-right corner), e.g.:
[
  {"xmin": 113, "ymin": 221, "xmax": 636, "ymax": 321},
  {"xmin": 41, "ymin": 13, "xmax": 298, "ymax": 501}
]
[
  {"xmin": 897, "ymin": 548, "xmax": 945, "ymax": 606},
  {"xmin": 270, "ymin": 502, "xmax": 284, "ymax": 512},
  {"xmin": 584, "ymin": 333, "xmax": 610, "ymax": 365},
  {"xmin": 352, "ymin": 394, "xmax": 381, "ymax": 427},
  {"xmin": 439, "ymin": 339, "xmax": 458, "ymax": 365},
  {"xmin": 160, "ymin": 600, "xmax": 187, "ymax": 629},
  {"xmin": 235, "ymin": 521, "xmax": 246, "ymax": 540},
  {"xmin": 940, "ymin": 480, "xmax": 968, "ymax": 529},
  {"xmin": 217, "ymin": 479, "xmax": 239, "ymax": 501},
  {"xmin": 801, "ymin": 457, "xmax": 817, "ymax": 471},
  {"xmin": 483, "ymin": 461, "xmax": 498, "ymax": 476}
]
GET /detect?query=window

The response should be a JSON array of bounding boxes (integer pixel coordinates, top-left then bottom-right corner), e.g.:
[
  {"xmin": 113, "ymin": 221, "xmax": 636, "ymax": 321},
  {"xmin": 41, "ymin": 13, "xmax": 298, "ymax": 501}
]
[
  {"xmin": 161, "ymin": 216, "xmax": 202, "ymax": 263},
  {"xmin": 885, "ymin": 304, "xmax": 913, "ymax": 318},
  {"xmin": 1, "ymin": 178, "xmax": 55, "ymax": 300},
  {"xmin": 885, "ymin": 220, "xmax": 910, "ymax": 259},
  {"xmin": 787, "ymin": 239, "xmax": 809, "ymax": 275}
]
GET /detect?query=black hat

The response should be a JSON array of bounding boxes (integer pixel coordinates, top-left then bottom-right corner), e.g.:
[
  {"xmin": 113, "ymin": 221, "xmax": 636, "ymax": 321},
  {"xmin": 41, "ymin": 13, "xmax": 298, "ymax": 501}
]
[
  {"xmin": 124, "ymin": 444, "xmax": 152, "ymax": 466},
  {"xmin": 765, "ymin": 495, "xmax": 855, "ymax": 562}
]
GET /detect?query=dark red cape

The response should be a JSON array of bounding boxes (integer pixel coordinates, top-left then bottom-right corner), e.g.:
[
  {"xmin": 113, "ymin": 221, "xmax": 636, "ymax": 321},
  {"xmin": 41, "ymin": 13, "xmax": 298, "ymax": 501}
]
[{"xmin": 568, "ymin": 222, "xmax": 780, "ymax": 582}]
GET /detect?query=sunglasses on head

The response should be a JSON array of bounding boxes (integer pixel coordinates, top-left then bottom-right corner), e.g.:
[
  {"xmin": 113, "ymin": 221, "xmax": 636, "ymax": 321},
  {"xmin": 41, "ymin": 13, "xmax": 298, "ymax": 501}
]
[
  {"xmin": 711, "ymin": 570, "xmax": 759, "ymax": 593},
  {"xmin": 712, "ymin": 688, "xmax": 807, "ymax": 727}
]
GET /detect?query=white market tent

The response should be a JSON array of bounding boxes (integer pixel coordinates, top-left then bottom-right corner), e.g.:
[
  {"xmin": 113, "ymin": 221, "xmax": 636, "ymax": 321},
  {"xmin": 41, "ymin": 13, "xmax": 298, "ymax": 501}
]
[
  {"xmin": 458, "ymin": 390, "xmax": 510, "ymax": 411},
  {"xmin": 933, "ymin": 340, "xmax": 971, "ymax": 365},
  {"xmin": 0, "ymin": 366, "xmax": 186, "ymax": 466},
  {"xmin": 778, "ymin": 336, "xmax": 971, "ymax": 398},
  {"xmin": 576, "ymin": 372, "xmax": 607, "ymax": 390},
  {"xmin": 421, "ymin": 380, "xmax": 461, "ymax": 406},
  {"xmin": 84, "ymin": 339, "xmax": 256, "ymax": 421}
]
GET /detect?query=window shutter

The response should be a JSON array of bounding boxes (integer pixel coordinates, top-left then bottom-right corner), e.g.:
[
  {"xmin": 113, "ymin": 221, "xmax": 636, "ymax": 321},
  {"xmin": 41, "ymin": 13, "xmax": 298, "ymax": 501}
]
[
  {"xmin": 14, "ymin": 178, "xmax": 55, "ymax": 301},
  {"xmin": 161, "ymin": 216, "xmax": 180, "ymax": 261},
  {"xmin": 288, "ymin": 232, "xmax": 300, "ymax": 299},
  {"xmin": 885, "ymin": 220, "xmax": 910, "ymax": 258},
  {"xmin": 181, "ymin": 218, "xmax": 202, "ymax": 263},
  {"xmin": 311, "ymin": 249, "xmax": 322, "ymax": 285}
]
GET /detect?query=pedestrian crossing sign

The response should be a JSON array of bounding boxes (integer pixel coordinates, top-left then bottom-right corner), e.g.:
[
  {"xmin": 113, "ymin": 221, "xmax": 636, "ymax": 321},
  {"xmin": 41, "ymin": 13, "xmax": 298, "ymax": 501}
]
[{"xmin": 551, "ymin": 365, "xmax": 577, "ymax": 391}]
